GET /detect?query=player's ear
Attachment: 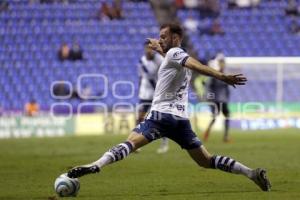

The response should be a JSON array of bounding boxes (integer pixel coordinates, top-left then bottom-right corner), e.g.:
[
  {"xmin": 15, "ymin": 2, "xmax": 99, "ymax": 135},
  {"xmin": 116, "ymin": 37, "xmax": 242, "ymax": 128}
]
[
  {"xmin": 172, "ymin": 34, "xmax": 180, "ymax": 43},
  {"xmin": 172, "ymin": 34, "xmax": 176, "ymax": 41}
]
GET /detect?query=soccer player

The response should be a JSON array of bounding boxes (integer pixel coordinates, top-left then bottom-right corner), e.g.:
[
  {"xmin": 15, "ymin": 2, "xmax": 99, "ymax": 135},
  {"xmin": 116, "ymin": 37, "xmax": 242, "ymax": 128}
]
[
  {"xmin": 67, "ymin": 23, "xmax": 271, "ymax": 192},
  {"xmin": 203, "ymin": 53, "xmax": 231, "ymax": 142},
  {"xmin": 137, "ymin": 42, "xmax": 169, "ymax": 154}
]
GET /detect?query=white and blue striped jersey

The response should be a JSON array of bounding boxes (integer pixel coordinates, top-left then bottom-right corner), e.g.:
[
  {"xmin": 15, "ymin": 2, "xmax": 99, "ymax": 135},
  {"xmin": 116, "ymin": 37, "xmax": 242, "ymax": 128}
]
[
  {"xmin": 138, "ymin": 53, "xmax": 163, "ymax": 100},
  {"xmin": 150, "ymin": 47, "xmax": 191, "ymax": 118}
]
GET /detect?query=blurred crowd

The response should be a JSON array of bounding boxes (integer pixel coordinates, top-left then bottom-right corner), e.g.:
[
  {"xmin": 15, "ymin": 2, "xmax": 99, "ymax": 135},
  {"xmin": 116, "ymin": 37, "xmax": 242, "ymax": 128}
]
[
  {"xmin": 58, "ymin": 42, "xmax": 83, "ymax": 62},
  {"xmin": 2, "ymin": 0, "xmax": 300, "ymax": 116},
  {"xmin": 285, "ymin": 0, "xmax": 300, "ymax": 35},
  {"xmin": 98, "ymin": 0, "xmax": 124, "ymax": 21},
  {"xmin": 177, "ymin": 0, "xmax": 263, "ymax": 37}
]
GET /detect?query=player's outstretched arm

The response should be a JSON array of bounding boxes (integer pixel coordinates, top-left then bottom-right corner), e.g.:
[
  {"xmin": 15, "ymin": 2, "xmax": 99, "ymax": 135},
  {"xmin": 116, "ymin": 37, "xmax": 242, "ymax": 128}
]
[{"xmin": 184, "ymin": 57, "xmax": 247, "ymax": 87}]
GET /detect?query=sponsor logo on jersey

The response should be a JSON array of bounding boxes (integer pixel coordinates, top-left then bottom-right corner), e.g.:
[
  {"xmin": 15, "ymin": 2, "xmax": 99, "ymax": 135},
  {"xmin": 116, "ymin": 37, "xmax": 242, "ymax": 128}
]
[{"xmin": 173, "ymin": 51, "xmax": 185, "ymax": 58}]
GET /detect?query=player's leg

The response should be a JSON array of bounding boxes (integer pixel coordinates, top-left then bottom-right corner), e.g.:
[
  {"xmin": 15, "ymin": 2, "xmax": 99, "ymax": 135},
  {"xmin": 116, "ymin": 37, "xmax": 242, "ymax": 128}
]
[
  {"xmin": 203, "ymin": 102, "xmax": 219, "ymax": 141},
  {"xmin": 134, "ymin": 109, "xmax": 147, "ymax": 154},
  {"xmin": 135, "ymin": 100, "xmax": 152, "ymax": 152},
  {"xmin": 174, "ymin": 119, "xmax": 271, "ymax": 191},
  {"xmin": 175, "ymin": 119, "xmax": 254, "ymax": 177},
  {"xmin": 93, "ymin": 132, "xmax": 149, "ymax": 168},
  {"xmin": 222, "ymin": 102, "xmax": 230, "ymax": 142},
  {"xmin": 156, "ymin": 137, "xmax": 169, "ymax": 154},
  {"xmin": 67, "ymin": 111, "xmax": 165, "ymax": 178},
  {"xmin": 67, "ymin": 132, "xmax": 149, "ymax": 178},
  {"xmin": 187, "ymin": 146, "xmax": 271, "ymax": 191}
]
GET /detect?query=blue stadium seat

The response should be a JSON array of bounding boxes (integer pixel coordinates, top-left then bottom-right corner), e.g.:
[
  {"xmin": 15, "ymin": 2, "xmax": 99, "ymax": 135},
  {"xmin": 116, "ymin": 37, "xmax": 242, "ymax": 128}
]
[{"xmin": 1, "ymin": 1, "xmax": 300, "ymax": 110}]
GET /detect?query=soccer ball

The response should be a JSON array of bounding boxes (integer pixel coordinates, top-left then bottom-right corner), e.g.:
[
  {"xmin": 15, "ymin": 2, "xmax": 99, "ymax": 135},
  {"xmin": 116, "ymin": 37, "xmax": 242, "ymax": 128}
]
[{"xmin": 54, "ymin": 173, "xmax": 80, "ymax": 197}]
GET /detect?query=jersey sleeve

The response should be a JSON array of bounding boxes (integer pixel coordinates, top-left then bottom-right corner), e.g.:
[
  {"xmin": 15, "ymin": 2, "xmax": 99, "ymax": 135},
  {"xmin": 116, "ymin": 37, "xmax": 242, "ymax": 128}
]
[{"xmin": 166, "ymin": 48, "xmax": 189, "ymax": 67}]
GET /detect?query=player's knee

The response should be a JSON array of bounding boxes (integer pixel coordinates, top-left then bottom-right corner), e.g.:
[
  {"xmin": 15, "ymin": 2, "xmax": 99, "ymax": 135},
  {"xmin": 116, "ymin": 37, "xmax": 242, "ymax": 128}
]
[{"xmin": 127, "ymin": 132, "xmax": 149, "ymax": 150}]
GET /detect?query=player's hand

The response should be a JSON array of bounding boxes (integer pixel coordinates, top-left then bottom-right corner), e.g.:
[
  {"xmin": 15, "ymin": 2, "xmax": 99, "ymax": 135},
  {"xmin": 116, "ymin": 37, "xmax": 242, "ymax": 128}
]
[
  {"xmin": 222, "ymin": 74, "xmax": 247, "ymax": 88},
  {"xmin": 146, "ymin": 38, "xmax": 163, "ymax": 54}
]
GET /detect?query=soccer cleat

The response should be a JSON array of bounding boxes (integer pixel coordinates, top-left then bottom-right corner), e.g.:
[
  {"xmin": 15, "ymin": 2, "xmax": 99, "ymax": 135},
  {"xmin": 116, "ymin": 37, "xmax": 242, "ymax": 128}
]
[
  {"xmin": 252, "ymin": 168, "xmax": 271, "ymax": 191},
  {"xmin": 67, "ymin": 165, "xmax": 100, "ymax": 178}
]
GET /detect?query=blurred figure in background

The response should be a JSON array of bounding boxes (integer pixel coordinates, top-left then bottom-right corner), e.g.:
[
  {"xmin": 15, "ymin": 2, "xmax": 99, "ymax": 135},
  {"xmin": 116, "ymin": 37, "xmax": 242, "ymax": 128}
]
[
  {"xmin": 38, "ymin": 0, "xmax": 70, "ymax": 3},
  {"xmin": 203, "ymin": 53, "xmax": 231, "ymax": 142},
  {"xmin": 228, "ymin": 0, "xmax": 260, "ymax": 9},
  {"xmin": 199, "ymin": 18, "xmax": 225, "ymax": 36},
  {"xmin": 111, "ymin": 0, "xmax": 124, "ymax": 19},
  {"xmin": 288, "ymin": 17, "xmax": 300, "ymax": 35},
  {"xmin": 98, "ymin": 2, "xmax": 114, "ymax": 21},
  {"xmin": 192, "ymin": 52, "xmax": 212, "ymax": 101},
  {"xmin": 80, "ymin": 84, "xmax": 92, "ymax": 100},
  {"xmin": 285, "ymin": 0, "xmax": 299, "ymax": 16},
  {"xmin": 0, "ymin": 0, "xmax": 8, "ymax": 12},
  {"xmin": 137, "ymin": 42, "xmax": 169, "ymax": 154},
  {"xmin": 183, "ymin": 13, "xmax": 199, "ymax": 33},
  {"xmin": 198, "ymin": 0, "xmax": 220, "ymax": 18},
  {"xmin": 210, "ymin": 19, "xmax": 225, "ymax": 35},
  {"xmin": 58, "ymin": 43, "xmax": 70, "ymax": 61},
  {"xmin": 72, "ymin": 84, "xmax": 92, "ymax": 100},
  {"xmin": 183, "ymin": 0, "xmax": 199, "ymax": 9},
  {"xmin": 98, "ymin": 0, "xmax": 123, "ymax": 21},
  {"xmin": 58, "ymin": 42, "xmax": 83, "ymax": 61},
  {"xmin": 69, "ymin": 41, "xmax": 83, "ymax": 61},
  {"xmin": 25, "ymin": 99, "xmax": 40, "ymax": 116},
  {"xmin": 53, "ymin": 81, "xmax": 71, "ymax": 97}
]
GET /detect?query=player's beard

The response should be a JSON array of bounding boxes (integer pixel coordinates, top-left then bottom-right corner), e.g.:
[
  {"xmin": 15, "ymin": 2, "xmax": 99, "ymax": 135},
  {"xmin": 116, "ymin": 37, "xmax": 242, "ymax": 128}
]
[{"xmin": 162, "ymin": 39, "xmax": 173, "ymax": 53}]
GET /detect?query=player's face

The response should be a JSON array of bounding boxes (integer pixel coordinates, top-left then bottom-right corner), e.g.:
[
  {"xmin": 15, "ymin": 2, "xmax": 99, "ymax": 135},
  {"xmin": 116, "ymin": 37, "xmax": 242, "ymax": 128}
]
[{"xmin": 159, "ymin": 27, "xmax": 173, "ymax": 53}]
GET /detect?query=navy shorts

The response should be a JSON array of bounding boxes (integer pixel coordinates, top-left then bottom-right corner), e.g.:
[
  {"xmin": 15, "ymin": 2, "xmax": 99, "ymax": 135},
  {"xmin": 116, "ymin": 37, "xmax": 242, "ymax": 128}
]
[{"xmin": 133, "ymin": 111, "xmax": 202, "ymax": 150}]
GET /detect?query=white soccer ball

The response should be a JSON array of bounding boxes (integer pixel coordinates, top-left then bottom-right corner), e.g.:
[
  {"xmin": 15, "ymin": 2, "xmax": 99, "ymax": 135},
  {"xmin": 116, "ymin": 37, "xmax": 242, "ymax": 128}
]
[{"xmin": 54, "ymin": 173, "xmax": 80, "ymax": 197}]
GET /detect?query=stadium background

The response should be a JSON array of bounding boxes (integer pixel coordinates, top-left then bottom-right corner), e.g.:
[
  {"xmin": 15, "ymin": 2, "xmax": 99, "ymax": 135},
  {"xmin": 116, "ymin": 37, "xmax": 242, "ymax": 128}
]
[
  {"xmin": 1, "ymin": 0, "xmax": 300, "ymax": 137},
  {"xmin": 0, "ymin": 0, "xmax": 300, "ymax": 200}
]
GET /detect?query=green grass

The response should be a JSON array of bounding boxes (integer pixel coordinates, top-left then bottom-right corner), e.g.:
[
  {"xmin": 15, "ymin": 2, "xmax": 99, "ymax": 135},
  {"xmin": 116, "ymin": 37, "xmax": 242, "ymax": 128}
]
[{"xmin": 1, "ymin": 129, "xmax": 300, "ymax": 200}]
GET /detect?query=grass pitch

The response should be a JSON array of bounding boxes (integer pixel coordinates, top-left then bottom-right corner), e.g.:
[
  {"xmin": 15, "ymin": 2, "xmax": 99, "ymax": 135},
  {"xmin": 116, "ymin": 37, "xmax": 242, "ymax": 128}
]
[{"xmin": 0, "ymin": 129, "xmax": 300, "ymax": 200}]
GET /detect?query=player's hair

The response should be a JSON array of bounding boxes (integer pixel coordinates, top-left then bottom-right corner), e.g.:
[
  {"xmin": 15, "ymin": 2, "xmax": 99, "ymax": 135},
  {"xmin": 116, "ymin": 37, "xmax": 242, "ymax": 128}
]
[{"xmin": 160, "ymin": 23, "xmax": 183, "ymax": 38}]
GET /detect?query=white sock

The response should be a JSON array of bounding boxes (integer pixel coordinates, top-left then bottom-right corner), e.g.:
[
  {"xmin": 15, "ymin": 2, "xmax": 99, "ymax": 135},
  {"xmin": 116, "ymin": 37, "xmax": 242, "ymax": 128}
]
[
  {"xmin": 92, "ymin": 152, "xmax": 114, "ymax": 168},
  {"xmin": 231, "ymin": 161, "xmax": 254, "ymax": 179},
  {"xmin": 212, "ymin": 155, "xmax": 254, "ymax": 179},
  {"xmin": 92, "ymin": 141, "xmax": 134, "ymax": 169}
]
